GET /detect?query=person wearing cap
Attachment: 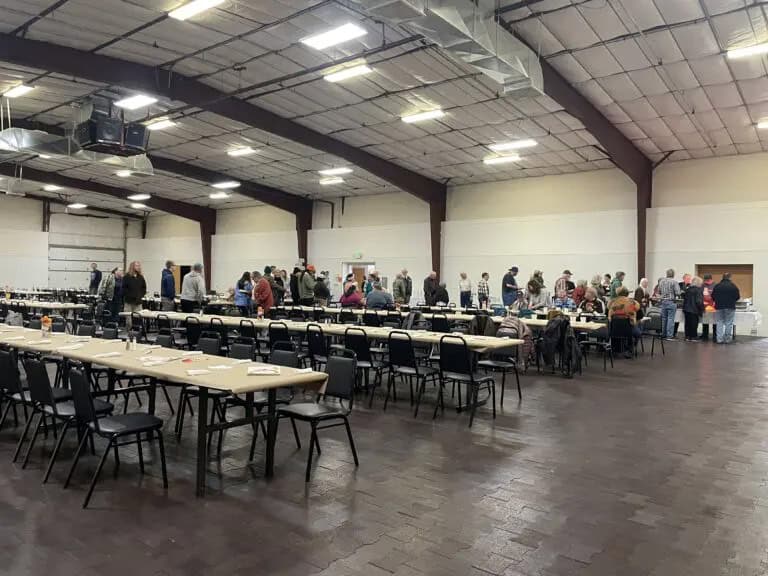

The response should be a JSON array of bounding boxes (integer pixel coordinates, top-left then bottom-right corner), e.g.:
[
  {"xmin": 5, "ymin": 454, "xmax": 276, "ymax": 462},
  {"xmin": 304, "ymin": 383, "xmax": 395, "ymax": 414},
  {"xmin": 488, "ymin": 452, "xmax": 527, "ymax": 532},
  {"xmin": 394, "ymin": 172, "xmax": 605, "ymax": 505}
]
[
  {"xmin": 365, "ymin": 282, "xmax": 394, "ymax": 309},
  {"xmin": 180, "ymin": 262, "xmax": 206, "ymax": 313},
  {"xmin": 299, "ymin": 265, "xmax": 317, "ymax": 306},
  {"xmin": 160, "ymin": 260, "xmax": 176, "ymax": 311},
  {"xmin": 314, "ymin": 273, "xmax": 331, "ymax": 306},
  {"xmin": 554, "ymin": 269, "xmax": 572, "ymax": 296},
  {"xmin": 501, "ymin": 266, "xmax": 519, "ymax": 307}
]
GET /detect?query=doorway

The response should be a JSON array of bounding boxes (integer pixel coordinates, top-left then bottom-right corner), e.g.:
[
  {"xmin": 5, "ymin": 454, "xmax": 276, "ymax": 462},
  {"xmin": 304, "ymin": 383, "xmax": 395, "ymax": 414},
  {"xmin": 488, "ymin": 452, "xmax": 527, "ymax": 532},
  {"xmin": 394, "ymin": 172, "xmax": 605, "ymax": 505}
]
[
  {"xmin": 695, "ymin": 264, "xmax": 753, "ymax": 299},
  {"xmin": 343, "ymin": 262, "xmax": 376, "ymax": 288}
]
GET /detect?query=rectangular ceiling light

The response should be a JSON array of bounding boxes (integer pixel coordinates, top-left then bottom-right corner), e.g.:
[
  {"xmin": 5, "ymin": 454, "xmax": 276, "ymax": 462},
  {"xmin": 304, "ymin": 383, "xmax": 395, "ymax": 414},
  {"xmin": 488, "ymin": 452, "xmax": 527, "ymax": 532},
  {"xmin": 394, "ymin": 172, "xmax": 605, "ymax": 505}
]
[
  {"xmin": 115, "ymin": 94, "xmax": 158, "ymax": 110},
  {"xmin": 209, "ymin": 192, "xmax": 230, "ymax": 199},
  {"xmin": 324, "ymin": 64, "xmax": 373, "ymax": 83},
  {"xmin": 130, "ymin": 203, "xmax": 148, "ymax": 210},
  {"xmin": 483, "ymin": 155, "xmax": 521, "ymax": 165},
  {"xmin": 43, "ymin": 185, "xmax": 62, "ymax": 192},
  {"xmin": 145, "ymin": 117, "xmax": 176, "ymax": 131},
  {"xmin": 318, "ymin": 167, "xmax": 353, "ymax": 176},
  {"xmin": 301, "ymin": 23, "xmax": 367, "ymax": 50},
  {"xmin": 401, "ymin": 109, "xmax": 444, "ymax": 124},
  {"xmin": 116, "ymin": 170, "xmax": 132, "ymax": 177},
  {"xmin": 319, "ymin": 177, "xmax": 344, "ymax": 185},
  {"xmin": 67, "ymin": 203, "xmax": 87, "ymax": 209},
  {"xmin": 211, "ymin": 180, "xmax": 240, "ymax": 189},
  {"xmin": 169, "ymin": 0, "xmax": 225, "ymax": 20},
  {"xmin": 727, "ymin": 42, "xmax": 768, "ymax": 59},
  {"xmin": 3, "ymin": 84, "xmax": 35, "ymax": 98},
  {"xmin": 127, "ymin": 193, "xmax": 151, "ymax": 201},
  {"xmin": 757, "ymin": 120, "xmax": 768, "ymax": 130},
  {"xmin": 227, "ymin": 147, "xmax": 256, "ymax": 157},
  {"xmin": 489, "ymin": 139, "xmax": 537, "ymax": 152}
]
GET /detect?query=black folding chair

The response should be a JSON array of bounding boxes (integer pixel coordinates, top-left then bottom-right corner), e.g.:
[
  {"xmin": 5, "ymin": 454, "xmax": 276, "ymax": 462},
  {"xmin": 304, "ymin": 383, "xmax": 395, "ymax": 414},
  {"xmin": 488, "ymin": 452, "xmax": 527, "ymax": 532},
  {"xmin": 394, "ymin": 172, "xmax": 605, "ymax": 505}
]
[
  {"xmin": 306, "ymin": 324, "xmax": 330, "ymax": 371},
  {"xmin": 384, "ymin": 331, "xmax": 439, "ymax": 416},
  {"xmin": 344, "ymin": 327, "xmax": 384, "ymax": 393},
  {"xmin": 438, "ymin": 335, "xmax": 496, "ymax": 427}
]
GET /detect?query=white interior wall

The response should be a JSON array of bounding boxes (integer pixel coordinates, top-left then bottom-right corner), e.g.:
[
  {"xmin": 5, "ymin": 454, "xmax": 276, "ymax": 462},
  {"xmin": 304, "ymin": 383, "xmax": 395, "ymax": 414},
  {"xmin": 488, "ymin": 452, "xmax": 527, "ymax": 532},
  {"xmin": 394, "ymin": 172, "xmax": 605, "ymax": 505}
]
[
  {"xmin": 0, "ymin": 195, "xmax": 47, "ymax": 288},
  {"xmin": 217, "ymin": 205, "xmax": 295, "ymax": 234},
  {"xmin": 145, "ymin": 214, "xmax": 200, "ymax": 238},
  {"xmin": 0, "ymin": 195, "xmax": 42, "ymax": 230},
  {"xmin": 126, "ymin": 236, "xmax": 203, "ymax": 296},
  {"xmin": 312, "ymin": 192, "xmax": 429, "ymax": 229}
]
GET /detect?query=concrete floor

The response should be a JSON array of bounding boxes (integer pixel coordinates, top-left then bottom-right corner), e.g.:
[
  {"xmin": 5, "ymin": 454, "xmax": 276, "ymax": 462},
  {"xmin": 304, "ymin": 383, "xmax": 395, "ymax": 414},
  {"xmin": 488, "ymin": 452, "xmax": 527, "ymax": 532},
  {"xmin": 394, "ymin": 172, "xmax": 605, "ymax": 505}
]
[{"xmin": 1, "ymin": 337, "xmax": 767, "ymax": 576}]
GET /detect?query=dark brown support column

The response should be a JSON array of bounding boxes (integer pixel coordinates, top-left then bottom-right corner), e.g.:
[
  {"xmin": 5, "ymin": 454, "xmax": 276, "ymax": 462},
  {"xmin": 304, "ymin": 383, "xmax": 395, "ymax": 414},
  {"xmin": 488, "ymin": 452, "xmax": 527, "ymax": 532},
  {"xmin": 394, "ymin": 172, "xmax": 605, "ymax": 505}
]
[
  {"xmin": 200, "ymin": 216, "xmax": 216, "ymax": 289},
  {"xmin": 429, "ymin": 197, "xmax": 446, "ymax": 277},
  {"xmin": 295, "ymin": 204, "xmax": 312, "ymax": 265},
  {"xmin": 636, "ymin": 173, "xmax": 653, "ymax": 280},
  {"xmin": 42, "ymin": 199, "xmax": 50, "ymax": 232}
]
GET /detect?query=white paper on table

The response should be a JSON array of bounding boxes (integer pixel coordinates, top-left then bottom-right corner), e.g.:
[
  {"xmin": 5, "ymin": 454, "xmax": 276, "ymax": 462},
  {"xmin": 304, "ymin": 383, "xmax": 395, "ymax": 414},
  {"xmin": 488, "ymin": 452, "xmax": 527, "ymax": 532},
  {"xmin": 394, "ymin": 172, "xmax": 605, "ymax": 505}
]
[
  {"xmin": 2, "ymin": 336, "xmax": 26, "ymax": 341},
  {"xmin": 208, "ymin": 364, "xmax": 233, "ymax": 371},
  {"xmin": 93, "ymin": 352, "xmax": 122, "ymax": 359},
  {"xmin": 230, "ymin": 359, "xmax": 252, "ymax": 365},
  {"xmin": 26, "ymin": 340, "xmax": 53, "ymax": 345},
  {"xmin": 295, "ymin": 367, "xmax": 313, "ymax": 374},
  {"xmin": 248, "ymin": 365, "xmax": 281, "ymax": 376},
  {"xmin": 186, "ymin": 369, "xmax": 211, "ymax": 376},
  {"xmin": 181, "ymin": 350, "xmax": 203, "ymax": 356},
  {"xmin": 56, "ymin": 344, "xmax": 84, "ymax": 351},
  {"xmin": 143, "ymin": 345, "xmax": 162, "ymax": 350}
]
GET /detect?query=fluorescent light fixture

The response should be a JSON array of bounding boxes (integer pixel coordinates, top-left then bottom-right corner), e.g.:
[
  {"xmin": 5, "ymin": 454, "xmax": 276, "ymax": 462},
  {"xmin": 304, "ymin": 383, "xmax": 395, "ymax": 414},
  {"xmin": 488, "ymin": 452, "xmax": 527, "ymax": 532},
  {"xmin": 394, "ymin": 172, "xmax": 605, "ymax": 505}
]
[
  {"xmin": 401, "ymin": 109, "xmax": 444, "ymax": 123},
  {"xmin": 43, "ymin": 185, "xmax": 62, "ymax": 192},
  {"xmin": 319, "ymin": 177, "xmax": 344, "ymax": 185},
  {"xmin": 318, "ymin": 167, "xmax": 353, "ymax": 176},
  {"xmin": 145, "ymin": 117, "xmax": 176, "ymax": 131},
  {"xmin": 209, "ymin": 191, "xmax": 230, "ymax": 200},
  {"xmin": 130, "ymin": 203, "xmax": 148, "ymax": 210},
  {"xmin": 727, "ymin": 42, "xmax": 768, "ymax": 59},
  {"xmin": 483, "ymin": 155, "xmax": 521, "ymax": 165},
  {"xmin": 127, "ymin": 193, "xmax": 151, "ymax": 201},
  {"xmin": 4, "ymin": 84, "xmax": 34, "ymax": 98},
  {"xmin": 324, "ymin": 64, "xmax": 373, "ymax": 83},
  {"xmin": 757, "ymin": 120, "xmax": 768, "ymax": 130},
  {"xmin": 489, "ymin": 139, "xmax": 537, "ymax": 152},
  {"xmin": 211, "ymin": 180, "xmax": 240, "ymax": 189},
  {"xmin": 38, "ymin": 154, "xmax": 52, "ymax": 159},
  {"xmin": 301, "ymin": 23, "xmax": 367, "ymax": 50},
  {"xmin": 116, "ymin": 170, "xmax": 132, "ymax": 178},
  {"xmin": 114, "ymin": 94, "xmax": 158, "ymax": 110},
  {"xmin": 169, "ymin": 0, "xmax": 225, "ymax": 20},
  {"xmin": 67, "ymin": 203, "xmax": 87, "ymax": 210},
  {"xmin": 227, "ymin": 146, "xmax": 256, "ymax": 157}
]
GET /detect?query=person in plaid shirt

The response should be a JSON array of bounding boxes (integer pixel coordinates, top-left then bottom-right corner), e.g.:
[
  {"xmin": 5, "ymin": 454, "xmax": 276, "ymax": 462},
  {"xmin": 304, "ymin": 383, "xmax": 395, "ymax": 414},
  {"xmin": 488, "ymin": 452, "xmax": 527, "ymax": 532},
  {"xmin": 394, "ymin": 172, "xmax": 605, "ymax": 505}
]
[{"xmin": 477, "ymin": 272, "xmax": 490, "ymax": 309}]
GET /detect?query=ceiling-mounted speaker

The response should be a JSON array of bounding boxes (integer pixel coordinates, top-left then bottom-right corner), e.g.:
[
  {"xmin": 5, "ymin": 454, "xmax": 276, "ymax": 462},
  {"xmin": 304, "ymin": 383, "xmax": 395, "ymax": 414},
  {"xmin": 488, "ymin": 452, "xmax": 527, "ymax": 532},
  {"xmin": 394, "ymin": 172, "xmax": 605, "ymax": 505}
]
[{"xmin": 124, "ymin": 123, "xmax": 149, "ymax": 152}]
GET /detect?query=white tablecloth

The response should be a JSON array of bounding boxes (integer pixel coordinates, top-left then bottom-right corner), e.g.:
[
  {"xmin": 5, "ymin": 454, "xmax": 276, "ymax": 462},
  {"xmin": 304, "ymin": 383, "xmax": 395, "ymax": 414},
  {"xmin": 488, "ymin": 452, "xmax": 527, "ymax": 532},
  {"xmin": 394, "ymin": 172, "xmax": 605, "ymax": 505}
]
[{"xmin": 674, "ymin": 309, "xmax": 762, "ymax": 334}]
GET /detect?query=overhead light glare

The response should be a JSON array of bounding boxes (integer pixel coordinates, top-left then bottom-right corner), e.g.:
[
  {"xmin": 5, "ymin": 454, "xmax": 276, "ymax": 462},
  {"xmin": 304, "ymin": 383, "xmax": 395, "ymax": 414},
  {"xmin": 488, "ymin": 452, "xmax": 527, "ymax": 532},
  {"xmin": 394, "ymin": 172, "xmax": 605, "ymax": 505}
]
[
  {"xmin": 301, "ymin": 23, "xmax": 367, "ymax": 50},
  {"xmin": 318, "ymin": 167, "xmax": 353, "ymax": 176},
  {"xmin": 483, "ymin": 155, "xmax": 521, "ymax": 165},
  {"xmin": 3, "ymin": 84, "xmax": 35, "ymax": 98},
  {"xmin": 130, "ymin": 203, "xmax": 148, "ymax": 210},
  {"xmin": 727, "ymin": 42, "xmax": 768, "ymax": 59},
  {"xmin": 757, "ymin": 120, "xmax": 768, "ymax": 130},
  {"xmin": 324, "ymin": 64, "xmax": 373, "ymax": 83},
  {"xmin": 38, "ymin": 154, "xmax": 52, "ymax": 159},
  {"xmin": 211, "ymin": 180, "xmax": 240, "ymax": 189},
  {"xmin": 169, "ymin": 0, "xmax": 225, "ymax": 20},
  {"xmin": 145, "ymin": 117, "xmax": 177, "ymax": 131},
  {"xmin": 116, "ymin": 170, "xmax": 132, "ymax": 178},
  {"xmin": 127, "ymin": 193, "xmax": 151, "ymax": 201},
  {"xmin": 67, "ymin": 203, "xmax": 87, "ymax": 210},
  {"xmin": 401, "ymin": 109, "xmax": 444, "ymax": 123},
  {"xmin": 319, "ymin": 177, "xmax": 344, "ymax": 185},
  {"xmin": 227, "ymin": 146, "xmax": 256, "ymax": 157},
  {"xmin": 114, "ymin": 94, "xmax": 158, "ymax": 110},
  {"xmin": 43, "ymin": 185, "xmax": 62, "ymax": 192},
  {"xmin": 209, "ymin": 192, "xmax": 231, "ymax": 200},
  {"xmin": 489, "ymin": 139, "xmax": 537, "ymax": 152}
]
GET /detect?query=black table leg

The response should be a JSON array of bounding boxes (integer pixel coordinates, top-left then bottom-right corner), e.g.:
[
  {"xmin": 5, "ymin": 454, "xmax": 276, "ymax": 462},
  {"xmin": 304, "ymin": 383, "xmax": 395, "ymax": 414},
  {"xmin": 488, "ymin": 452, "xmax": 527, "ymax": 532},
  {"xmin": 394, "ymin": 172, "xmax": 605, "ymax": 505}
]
[
  {"xmin": 196, "ymin": 387, "xmax": 208, "ymax": 497},
  {"xmin": 148, "ymin": 378, "xmax": 156, "ymax": 415},
  {"xmin": 265, "ymin": 388, "xmax": 277, "ymax": 478}
]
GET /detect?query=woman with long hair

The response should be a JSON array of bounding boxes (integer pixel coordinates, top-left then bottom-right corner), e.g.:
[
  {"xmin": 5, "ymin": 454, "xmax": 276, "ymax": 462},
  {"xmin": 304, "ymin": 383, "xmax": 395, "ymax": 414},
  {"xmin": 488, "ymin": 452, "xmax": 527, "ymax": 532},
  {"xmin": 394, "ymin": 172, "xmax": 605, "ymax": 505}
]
[
  {"xmin": 235, "ymin": 271, "xmax": 253, "ymax": 316},
  {"xmin": 123, "ymin": 261, "xmax": 146, "ymax": 330}
]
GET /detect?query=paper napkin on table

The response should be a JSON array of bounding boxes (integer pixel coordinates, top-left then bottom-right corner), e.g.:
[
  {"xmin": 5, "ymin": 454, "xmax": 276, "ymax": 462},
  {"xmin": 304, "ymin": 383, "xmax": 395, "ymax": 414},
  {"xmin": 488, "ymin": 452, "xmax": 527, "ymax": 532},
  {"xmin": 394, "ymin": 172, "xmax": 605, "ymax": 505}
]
[
  {"xmin": 181, "ymin": 350, "xmax": 203, "ymax": 356},
  {"xmin": 295, "ymin": 367, "xmax": 313, "ymax": 374},
  {"xmin": 56, "ymin": 344, "xmax": 84, "ymax": 351},
  {"xmin": 143, "ymin": 345, "xmax": 162, "ymax": 350},
  {"xmin": 93, "ymin": 351, "xmax": 122, "ymax": 359},
  {"xmin": 230, "ymin": 359, "xmax": 252, "ymax": 364},
  {"xmin": 248, "ymin": 365, "xmax": 280, "ymax": 376},
  {"xmin": 209, "ymin": 364, "xmax": 233, "ymax": 371},
  {"xmin": 186, "ymin": 369, "xmax": 211, "ymax": 376}
]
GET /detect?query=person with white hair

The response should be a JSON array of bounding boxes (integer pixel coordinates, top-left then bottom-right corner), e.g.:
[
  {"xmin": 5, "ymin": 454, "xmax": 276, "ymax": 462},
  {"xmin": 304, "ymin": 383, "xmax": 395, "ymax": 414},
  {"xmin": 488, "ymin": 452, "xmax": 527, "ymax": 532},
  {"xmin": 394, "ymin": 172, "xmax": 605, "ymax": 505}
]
[{"xmin": 180, "ymin": 263, "xmax": 206, "ymax": 313}]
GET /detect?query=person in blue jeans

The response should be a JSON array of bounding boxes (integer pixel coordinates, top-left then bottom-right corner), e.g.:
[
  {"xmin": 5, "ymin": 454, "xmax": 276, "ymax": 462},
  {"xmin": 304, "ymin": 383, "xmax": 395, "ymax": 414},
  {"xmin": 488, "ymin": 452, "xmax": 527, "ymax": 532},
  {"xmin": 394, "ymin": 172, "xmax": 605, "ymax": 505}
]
[
  {"xmin": 712, "ymin": 272, "xmax": 741, "ymax": 343},
  {"xmin": 501, "ymin": 266, "xmax": 519, "ymax": 307},
  {"xmin": 657, "ymin": 269, "xmax": 681, "ymax": 339}
]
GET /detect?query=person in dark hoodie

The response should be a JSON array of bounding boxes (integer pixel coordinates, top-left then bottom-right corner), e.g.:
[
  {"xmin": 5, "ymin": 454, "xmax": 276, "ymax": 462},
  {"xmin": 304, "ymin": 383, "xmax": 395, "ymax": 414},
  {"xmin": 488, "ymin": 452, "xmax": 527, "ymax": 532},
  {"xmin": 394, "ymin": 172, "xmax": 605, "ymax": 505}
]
[
  {"xmin": 712, "ymin": 273, "xmax": 740, "ymax": 344},
  {"xmin": 700, "ymin": 273, "xmax": 716, "ymax": 341},
  {"xmin": 683, "ymin": 276, "xmax": 704, "ymax": 342},
  {"xmin": 290, "ymin": 267, "xmax": 301, "ymax": 304},
  {"xmin": 160, "ymin": 260, "xmax": 175, "ymax": 311}
]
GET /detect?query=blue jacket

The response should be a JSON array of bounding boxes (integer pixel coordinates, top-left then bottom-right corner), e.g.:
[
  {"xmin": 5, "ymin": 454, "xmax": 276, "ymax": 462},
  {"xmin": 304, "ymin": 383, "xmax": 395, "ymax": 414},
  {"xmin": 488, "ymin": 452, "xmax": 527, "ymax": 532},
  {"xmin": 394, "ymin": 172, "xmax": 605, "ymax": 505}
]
[
  {"xmin": 161, "ymin": 268, "xmax": 175, "ymax": 299},
  {"xmin": 234, "ymin": 281, "xmax": 253, "ymax": 306}
]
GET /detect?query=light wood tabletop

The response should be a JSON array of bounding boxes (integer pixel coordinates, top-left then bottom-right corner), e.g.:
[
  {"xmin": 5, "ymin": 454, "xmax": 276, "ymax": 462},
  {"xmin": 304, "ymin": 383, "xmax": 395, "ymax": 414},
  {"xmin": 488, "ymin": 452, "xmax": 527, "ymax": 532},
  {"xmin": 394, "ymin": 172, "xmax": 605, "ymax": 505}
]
[{"xmin": 0, "ymin": 299, "xmax": 88, "ymax": 311}]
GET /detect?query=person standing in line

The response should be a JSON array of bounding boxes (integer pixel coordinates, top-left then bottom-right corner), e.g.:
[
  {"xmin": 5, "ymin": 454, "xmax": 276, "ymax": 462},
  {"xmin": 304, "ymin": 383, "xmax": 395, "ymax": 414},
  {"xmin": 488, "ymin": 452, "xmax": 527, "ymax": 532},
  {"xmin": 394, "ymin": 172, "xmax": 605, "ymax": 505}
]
[
  {"xmin": 99, "ymin": 267, "xmax": 122, "ymax": 324},
  {"xmin": 392, "ymin": 272, "xmax": 407, "ymax": 305},
  {"xmin": 264, "ymin": 266, "xmax": 285, "ymax": 305},
  {"xmin": 712, "ymin": 272, "xmax": 740, "ymax": 344},
  {"xmin": 289, "ymin": 267, "xmax": 301, "ymax": 303},
  {"xmin": 272, "ymin": 267, "xmax": 286, "ymax": 305},
  {"xmin": 477, "ymin": 272, "xmax": 490, "ymax": 309},
  {"xmin": 313, "ymin": 273, "xmax": 331, "ymax": 306},
  {"xmin": 459, "ymin": 272, "xmax": 472, "ymax": 308},
  {"xmin": 658, "ymin": 268, "xmax": 681, "ymax": 340},
  {"xmin": 609, "ymin": 271, "xmax": 626, "ymax": 299},
  {"xmin": 683, "ymin": 276, "xmax": 705, "ymax": 342},
  {"xmin": 234, "ymin": 271, "xmax": 253, "ymax": 317},
  {"xmin": 123, "ymin": 261, "xmax": 146, "ymax": 330},
  {"xmin": 89, "ymin": 263, "xmax": 102, "ymax": 295},
  {"xmin": 423, "ymin": 271, "xmax": 439, "ymax": 306},
  {"xmin": 501, "ymin": 266, "xmax": 519, "ymax": 307},
  {"xmin": 251, "ymin": 270, "xmax": 274, "ymax": 314},
  {"xmin": 700, "ymin": 273, "xmax": 716, "ymax": 341},
  {"xmin": 180, "ymin": 263, "xmax": 206, "ymax": 313},
  {"xmin": 365, "ymin": 282, "xmax": 394, "ymax": 309},
  {"xmin": 434, "ymin": 282, "xmax": 450, "ymax": 306},
  {"xmin": 160, "ymin": 260, "xmax": 176, "ymax": 311},
  {"xmin": 402, "ymin": 269, "xmax": 413, "ymax": 305},
  {"xmin": 299, "ymin": 265, "xmax": 317, "ymax": 307},
  {"xmin": 554, "ymin": 270, "xmax": 572, "ymax": 295}
]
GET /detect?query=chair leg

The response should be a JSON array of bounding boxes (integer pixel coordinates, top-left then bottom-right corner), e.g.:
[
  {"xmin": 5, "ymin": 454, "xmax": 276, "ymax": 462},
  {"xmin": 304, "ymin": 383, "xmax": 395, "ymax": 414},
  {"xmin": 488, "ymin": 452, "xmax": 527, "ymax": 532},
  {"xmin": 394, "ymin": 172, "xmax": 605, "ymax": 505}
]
[
  {"xmin": 490, "ymin": 381, "xmax": 496, "ymax": 419},
  {"xmin": 414, "ymin": 377, "xmax": 426, "ymax": 418},
  {"xmin": 0, "ymin": 400, "xmax": 12, "ymax": 431},
  {"xmin": 468, "ymin": 385, "xmax": 478, "ymax": 428},
  {"xmin": 343, "ymin": 417, "xmax": 359, "ymax": 467},
  {"xmin": 83, "ymin": 437, "xmax": 113, "ymax": 508},
  {"xmin": 290, "ymin": 417, "xmax": 301, "ymax": 449},
  {"xmin": 160, "ymin": 384, "xmax": 175, "ymax": 416},
  {"xmin": 43, "ymin": 419, "xmax": 71, "ymax": 484},
  {"xmin": 314, "ymin": 432, "xmax": 321, "ymax": 455},
  {"xmin": 136, "ymin": 433, "xmax": 144, "ymax": 474},
  {"xmin": 305, "ymin": 423, "xmax": 317, "ymax": 482},
  {"xmin": 22, "ymin": 414, "xmax": 45, "ymax": 469},
  {"xmin": 13, "ymin": 408, "xmax": 36, "ymax": 462},
  {"xmin": 113, "ymin": 442, "xmax": 120, "ymax": 477},
  {"xmin": 500, "ymin": 370, "xmax": 506, "ymax": 407},
  {"xmin": 515, "ymin": 365, "xmax": 522, "ymax": 401},
  {"xmin": 64, "ymin": 428, "xmax": 90, "ymax": 489},
  {"xmin": 157, "ymin": 432, "xmax": 168, "ymax": 489}
]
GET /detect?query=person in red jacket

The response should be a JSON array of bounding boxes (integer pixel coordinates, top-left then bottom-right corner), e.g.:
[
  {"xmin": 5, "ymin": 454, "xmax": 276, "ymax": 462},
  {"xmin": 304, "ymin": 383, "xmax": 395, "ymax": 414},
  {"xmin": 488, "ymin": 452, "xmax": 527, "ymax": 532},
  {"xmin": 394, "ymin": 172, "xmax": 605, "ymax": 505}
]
[
  {"xmin": 251, "ymin": 270, "xmax": 274, "ymax": 314},
  {"xmin": 700, "ymin": 273, "xmax": 716, "ymax": 341}
]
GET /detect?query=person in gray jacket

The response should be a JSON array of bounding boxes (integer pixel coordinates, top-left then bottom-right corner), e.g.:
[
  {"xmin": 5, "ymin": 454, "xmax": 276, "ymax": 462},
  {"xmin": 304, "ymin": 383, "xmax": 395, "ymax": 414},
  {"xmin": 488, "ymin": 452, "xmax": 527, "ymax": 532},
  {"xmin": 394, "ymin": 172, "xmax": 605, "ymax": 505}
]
[
  {"xmin": 298, "ymin": 265, "xmax": 317, "ymax": 306},
  {"xmin": 392, "ymin": 273, "xmax": 407, "ymax": 305},
  {"xmin": 180, "ymin": 263, "xmax": 206, "ymax": 313}
]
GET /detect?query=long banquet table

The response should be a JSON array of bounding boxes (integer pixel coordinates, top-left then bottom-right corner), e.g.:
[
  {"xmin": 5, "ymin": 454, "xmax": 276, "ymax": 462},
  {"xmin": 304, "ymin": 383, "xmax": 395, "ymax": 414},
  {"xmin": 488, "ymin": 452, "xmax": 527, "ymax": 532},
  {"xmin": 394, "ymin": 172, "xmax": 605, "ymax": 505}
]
[{"xmin": 0, "ymin": 325, "xmax": 327, "ymax": 496}]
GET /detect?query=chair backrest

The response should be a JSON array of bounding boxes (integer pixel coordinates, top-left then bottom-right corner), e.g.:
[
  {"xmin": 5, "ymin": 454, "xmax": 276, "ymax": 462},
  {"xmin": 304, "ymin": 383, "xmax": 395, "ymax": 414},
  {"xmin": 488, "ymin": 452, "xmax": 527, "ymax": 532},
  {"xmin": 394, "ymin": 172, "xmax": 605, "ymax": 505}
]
[
  {"xmin": 239, "ymin": 319, "xmax": 256, "ymax": 339},
  {"xmin": 385, "ymin": 312, "xmax": 403, "ymax": 328},
  {"xmin": 209, "ymin": 317, "xmax": 229, "ymax": 345},
  {"xmin": 339, "ymin": 309, "xmax": 357, "ymax": 324},
  {"xmin": 271, "ymin": 340, "xmax": 295, "ymax": 352},
  {"xmin": 363, "ymin": 310, "xmax": 381, "ymax": 327},
  {"xmin": 268, "ymin": 322, "xmax": 289, "ymax": 349},
  {"xmin": 76, "ymin": 322, "xmax": 96, "ymax": 337},
  {"xmin": 430, "ymin": 314, "xmax": 450, "ymax": 333},
  {"xmin": 0, "ymin": 347, "xmax": 23, "ymax": 394},
  {"xmin": 387, "ymin": 331, "xmax": 417, "ymax": 370},
  {"xmin": 51, "ymin": 316, "xmax": 66, "ymax": 333},
  {"xmin": 101, "ymin": 324, "xmax": 118, "ymax": 340},
  {"xmin": 645, "ymin": 311, "xmax": 663, "ymax": 332},
  {"xmin": 198, "ymin": 331, "xmax": 222, "ymax": 356},
  {"xmin": 344, "ymin": 327, "xmax": 372, "ymax": 363},
  {"xmin": 229, "ymin": 337, "xmax": 255, "ymax": 360},
  {"xmin": 306, "ymin": 324, "xmax": 328, "ymax": 358},
  {"xmin": 130, "ymin": 312, "xmax": 145, "ymax": 335},
  {"xmin": 22, "ymin": 356, "xmax": 57, "ymax": 409},
  {"xmin": 155, "ymin": 333, "xmax": 176, "ymax": 348},
  {"xmin": 157, "ymin": 314, "xmax": 172, "ymax": 334},
  {"xmin": 324, "ymin": 353, "xmax": 357, "ymax": 403},
  {"xmin": 28, "ymin": 317, "xmax": 42, "ymax": 330},
  {"xmin": 68, "ymin": 367, "xmax": 100, "ymax": 428},
  {"xmin": 289, "ymin": 307, "xmax": 306, "ymax": 321},
  {"xmin": 269, "ymin": 347, "xmax": 299, "ymax": 368},
  {"xmin": 438, "ymin": 335, "xmax": 473, "ymax": 376},
  {"xmin": 609, "ymin": 317, "xmax": 634, "ymax": 339},
  {"xmin": 185, "ymin": 316, "xmax": 202, "ymax": 347}
]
